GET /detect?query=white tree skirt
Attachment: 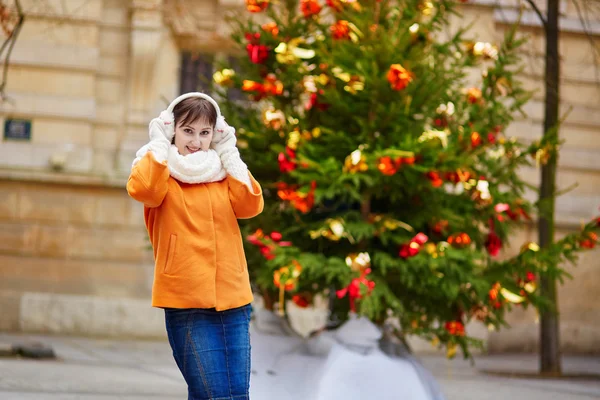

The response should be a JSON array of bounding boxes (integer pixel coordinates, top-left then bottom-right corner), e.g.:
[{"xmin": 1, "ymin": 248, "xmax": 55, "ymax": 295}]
[{"xmin": 250, "ymin": 309, "xmax": 444, "ymax": 400}]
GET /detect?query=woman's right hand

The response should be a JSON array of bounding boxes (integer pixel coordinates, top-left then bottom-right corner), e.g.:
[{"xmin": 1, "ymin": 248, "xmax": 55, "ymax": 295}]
[{"xmin": 148, "ymin": 117, "xmax": 172, "ymax": 162}]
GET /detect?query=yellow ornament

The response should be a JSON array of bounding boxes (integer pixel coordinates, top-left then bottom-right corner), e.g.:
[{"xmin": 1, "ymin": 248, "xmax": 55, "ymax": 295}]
[
  {"xmin": 213, "ymin": 69, "xmax": 235, "ymax": 86},
  {"xmin": 500, "ymin": 288, "xmax": 526, "ymax": 304},
  {"xmin": 263, "ymin": 109, "xmax": 286, "ymax": 130},
  {"xmin": 343, "ymin": 149, "xmax": 369, "ymax": 173}
]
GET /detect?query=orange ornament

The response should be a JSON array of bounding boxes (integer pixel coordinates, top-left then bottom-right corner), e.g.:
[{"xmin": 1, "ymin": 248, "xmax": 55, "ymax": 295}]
[
  {"xmin": 471, "ymin": 132, "xmax": 482, "ymax": 147},
  {"xmin": 467, "ymin": 87, "xmax": 482, "ymax": 104},
  {"xmin": 331, "ymin": 20, "xmax": 351, "ymax": 40},
  {"xmin": 448, "ymin": 232, "xmax": 471, "ymax": 248},
  {"xmin": 261, "ymin": 22, "xmax": 279, "ymax": 36},
  {"xmin": 300, "ymin": 0, "xmax": 322, "ymax": 17},
  {"xmin": 377, "ymin": 156, "xmax": 399, "ymax": 176},
  {"xmin": 387, "ymin": 64, "xmax": 413, "ymax": 91},
  {"xmin": 245, "ymin": 0, "xmax": 270, "ymax": 13}
]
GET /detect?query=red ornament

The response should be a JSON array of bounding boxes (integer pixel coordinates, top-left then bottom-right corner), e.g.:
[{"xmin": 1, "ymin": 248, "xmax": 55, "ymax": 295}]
[
  {"xmin": 292, "ymin": 294, "xmax": 310, "ymax": 308},
  {"xmin": 300, "ymin": 0, "xmax": 322, "ymax": 17},
  {"xmin": 336, "ymin": 268, "xmax": 375, "ymax": 312},
  {"xmin": 525, "ymin": 271, "xmax": 536, "ymax": 283},
  {"xmin": 580, "ymin": 232, "xmax": 598, "ymax": 249},
  {"xmin": 245, "ymin": 0, "xmax": 270, "ymax": 12},
  {"xmin": 445, "ymin": 321, "xmax": 465, "ymax": 336},
  {"xmin": 487, "ymin": 132, "xmax": 496, "ymax": 144},
  {"xmin": 485, "ymin": 231, "xmax": 502, "ymax": 256},
  {"xmin": 427, "ymin": 171, "xmax": 443, "ymax": 187},
  {"xmin": 331, "ymin": 20, "xmax": 351, "ymax": 40},
  {"xmin": 278, "ymin": 147, "xmax": 297, "ymax": 173},
  {"xmin": 242, "ymin": 74, "xmax": 284, "ymax": 100},
  {"xmin": 399, "ymin": 233, "xmax": 428, "ymax": 258},
  {"xmin": 387, "ymin": 64, "xmax": 414, "ymax": 91},
  {"xmin": 270, "ymin": 231, "xmax": 283, "ymax": 241},
  {"xmin": 326, "ymin": 0, "xmax": 343, "ymax": 11}
]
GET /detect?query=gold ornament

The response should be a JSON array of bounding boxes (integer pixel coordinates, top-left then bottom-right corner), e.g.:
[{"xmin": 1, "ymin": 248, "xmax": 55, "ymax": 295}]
[
  {"xmin": 418, "ymin": 129, "xmax": 449, "ymax": 148},
  {"xmin": 343, "ymin": 149, "xmax": 368, "ymax": 173},
  {"xmin": 213, "ymin": 69, "xmax": 235, "ymax": 86},
  {"xmin": 446, "ymin": 342, "xmax": 457, "ymax": 359},
  {"xmin": 466, "ymin": 41, "xmax": 499, "ymax": 60},
  {"xmin": 520, "ymin": 242, "xmax": 540, "ymax": 253},
  {"xmin": 332, "ymin": 67, "xmax": 364, "ymax": 94},
  {"xmin": 263, "ymin": 109, "xmax": 286, "ymax": 130},
  {"xmin": 345, "ymin": 252, "xmax": 371, "ymax": 273},
  {"xmin": 274, "ymin": 39, "xmax": 316, "ymax": 64},
  {"xmin": 500, "ymin": 288, "xmax": 526, "ymax": 304},
  {"xmin": 309, "ymin": 218, "xmax": 354, "ymax": 242}
]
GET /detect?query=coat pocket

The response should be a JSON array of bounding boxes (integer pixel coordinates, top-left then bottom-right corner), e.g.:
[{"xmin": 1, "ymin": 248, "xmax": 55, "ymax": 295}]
[{"xmin": 163, "ymin": 234, "xmax": 178, "ymax": 275}]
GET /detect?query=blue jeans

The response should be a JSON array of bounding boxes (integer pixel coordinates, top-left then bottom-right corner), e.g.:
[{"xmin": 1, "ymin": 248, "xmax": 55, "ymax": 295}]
[{"xmin": 165, "ymin": 304, "xmax": 252, "ymax": 400}]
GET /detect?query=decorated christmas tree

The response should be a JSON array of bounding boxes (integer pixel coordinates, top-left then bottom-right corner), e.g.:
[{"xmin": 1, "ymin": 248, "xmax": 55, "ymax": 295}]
[{"xmin": 213, "ymin": 0, "xmax": 599, "ymax": 358}]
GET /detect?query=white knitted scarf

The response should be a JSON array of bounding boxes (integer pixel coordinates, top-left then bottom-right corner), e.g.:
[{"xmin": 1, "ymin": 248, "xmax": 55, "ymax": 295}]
[{"xmin": 132, "ymin": 144, "xmax": 228, "ymax": 184}]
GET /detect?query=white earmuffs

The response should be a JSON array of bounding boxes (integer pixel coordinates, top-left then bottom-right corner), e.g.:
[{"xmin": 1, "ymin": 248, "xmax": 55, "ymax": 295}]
[{"xmin": 157, "ymin": 92, "xmax": 228, "ymax": 142}]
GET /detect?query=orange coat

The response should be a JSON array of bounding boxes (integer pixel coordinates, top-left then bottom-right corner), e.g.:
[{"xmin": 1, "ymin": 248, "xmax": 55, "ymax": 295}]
[{"xmin": 126, "ymin": 152, "xmax": 264, "ymax": 311}]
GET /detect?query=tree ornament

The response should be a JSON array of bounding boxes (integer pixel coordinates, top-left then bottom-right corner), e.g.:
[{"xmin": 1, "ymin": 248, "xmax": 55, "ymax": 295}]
[
  {"xmin": 485, "ymin": 231, "xmax": 502, "ymax": 256},
  {"xmin": 242, "ymin": 74, "xmax": 284, "ymax": 100},
  {"xmin": 466, "ymin": 87, "xmax": 482, "ymax": 104},
  {"xmin": 245, "ymin": 0, "xmax": 270, "ymax": 13},
  {"xmin": 580, "ymin": 232, "xmax": 598, "ymax": 249},
  {"xmin": 488, "ymin": 282, "xmax": 502, "ymax": 309},
  {"xmin": 309, "ymin": 218, "xmax": 354, "ymax": 242},
  {"xmin": 292, "ymin": 294, "xmax": 310, "ymax": 308},
  {"xmin": 274, "ymin": 260, "xmax": 303, "ymax": 315},
  {"xmin": 343, "ymin": 149, "xmax": 368, "ymax": 173},
  {"xmin": 345, "ymin": 252, "xmax": 371, "ymax": 273},
  {"xmin": 278, "ymin": 146, "xmax": 297, "ymax": 173},
  {"xmin": 300, "ymin": 0, "xmax": 322, "ymax": 18},
  {"xmin": 275, "ymin": 39, "xmax": 316, "ymax": 64},
  {"xmin": 419, "ymin": 129, "xmax": 449, "ymax": 148},
  {"xmin": 470, "ymin": 132, "xmax": 482, "ymax": 147},
  {"xmin": 387, "ymin": 64, "xmax": 414, "ymax": 91},
  {"xmin": 331, "ymin": 20, "xmax": 351, "ymax": 40},
  {"xmin": 336, "ymin": 266, "xmax": 375, "ymax": 312},
  {"xmin": 448, "ymin": 232, "xmax": 471, "ymax": 248},
  {"xmin": 263, "ymin": 109, "xmax": 286, "ymax": 130},
  {"xmin": 261, "ymin": 22, "xmax": 279, "ymax": 36},
  {"xmin": 245, "ymin": 33, "xmax": 269, "ymax": 64},
  {"xmin": 446, "ymin": 342, "xmax": 458, "ymax": 359},
  {"xmin": 427, "ymin": 171, "xmax": 444, "ymax": 187},
  {"xmin": 465, "ymin": 41, "xmax": 498, "ymax": 60},
  {"xmin": 445, "ymin": 321, "xmax": 465, "ymax": 336},
  {"xmin": 213, "ymin": 69, "xmax": 235, "ymax": 86},
  {"xmin": 377, "ymin": 156, "xmax": 400, "ymax": 176},
  {"xmin": 399, "ymin": 233, "xmax": 428, "ymax": 258},
  {"xmin": 277, "ymin": 181, "xmax": 317, "ymax": 213}
]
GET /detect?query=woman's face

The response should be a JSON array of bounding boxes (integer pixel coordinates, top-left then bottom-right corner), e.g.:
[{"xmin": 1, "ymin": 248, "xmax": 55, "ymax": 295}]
[{"xmin": 173, "ymin": 117, "xmax": 214, "ymax": 156}]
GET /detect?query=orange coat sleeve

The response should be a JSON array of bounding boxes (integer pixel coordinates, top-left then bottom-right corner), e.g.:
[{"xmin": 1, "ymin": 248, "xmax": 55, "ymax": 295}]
[
  {"xmin": 228, "ymin": 172, "xmax": 264, "ymax": 219},
  {"xmin": 126, "ymin": 152, "xmax": 170, "ymax": 208}
]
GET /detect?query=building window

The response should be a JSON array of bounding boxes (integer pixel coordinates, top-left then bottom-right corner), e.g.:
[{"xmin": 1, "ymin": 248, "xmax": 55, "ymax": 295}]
[{"xmin": 179, "ymin": 52, "xmax": 214, "ymax": 95}]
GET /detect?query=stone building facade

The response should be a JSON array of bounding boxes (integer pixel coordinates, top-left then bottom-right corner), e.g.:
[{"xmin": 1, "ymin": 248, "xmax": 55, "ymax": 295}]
[{"xmin": 0, "ymin": 0, "xmax": 598, "ymax": 352}]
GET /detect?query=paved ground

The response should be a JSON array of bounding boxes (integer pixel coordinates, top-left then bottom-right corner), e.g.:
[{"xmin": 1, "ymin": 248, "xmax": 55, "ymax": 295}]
[{"xmin": 0, "ymin": 328, "xmax": 599, "ymax": 400}]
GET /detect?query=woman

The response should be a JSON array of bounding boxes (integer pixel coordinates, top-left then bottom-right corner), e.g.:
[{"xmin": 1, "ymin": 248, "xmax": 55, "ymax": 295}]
[{"xmin": 127, "ymin": 92, "xmax": 264, "ymax": 400}]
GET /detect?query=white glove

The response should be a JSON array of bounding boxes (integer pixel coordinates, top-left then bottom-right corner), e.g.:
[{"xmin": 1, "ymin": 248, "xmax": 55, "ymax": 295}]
[
  {"xmin": 147, "ymin": 139, "xmax": 170, "ymax": 163},
  {"xmin": 211, "ymin": 118, "xmax": 253, "ymax": 190},
  {"xmin": 211, "ymin": 117, "xmax": 237, "ymax": 156},
  {"xmin": 148, "ymin": 117, "xmax": 172, "ymax": 163}
]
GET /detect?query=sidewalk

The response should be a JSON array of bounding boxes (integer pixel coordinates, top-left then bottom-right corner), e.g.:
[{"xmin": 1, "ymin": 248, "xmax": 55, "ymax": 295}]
[{"xmin": 1, "ymin": 328, "xmax": 599, "ymax": 400}]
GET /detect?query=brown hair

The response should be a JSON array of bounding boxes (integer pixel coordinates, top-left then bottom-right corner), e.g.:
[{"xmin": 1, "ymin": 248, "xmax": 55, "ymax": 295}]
[{"xmin": 173, "ymin": 97, "xmax": 218, "ymax": 130}]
